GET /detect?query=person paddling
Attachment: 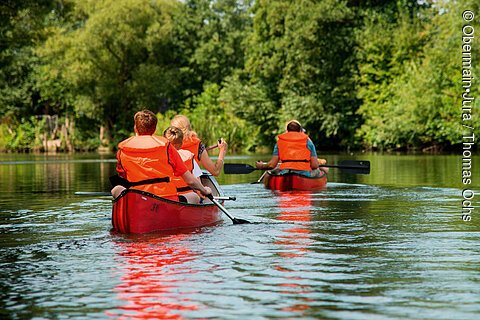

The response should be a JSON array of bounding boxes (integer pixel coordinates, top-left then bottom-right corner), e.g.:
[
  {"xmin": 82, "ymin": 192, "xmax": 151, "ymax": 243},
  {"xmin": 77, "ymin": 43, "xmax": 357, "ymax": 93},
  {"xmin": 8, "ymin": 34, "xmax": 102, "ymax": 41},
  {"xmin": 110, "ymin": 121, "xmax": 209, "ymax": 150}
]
[
  {"xmin": 255, "ymin": 120, "xmax": 328, "ymax": 177},
  {"xmin": 163, "ymin": 126, "xmax": 204, "ymax": 204},
  {"xmin": 111, "ymin": 110, "xmax": 212, "ymax": 200},
  {"xmin": 170, "ymin": 115, "xmax": 227, "ymax": 176}
]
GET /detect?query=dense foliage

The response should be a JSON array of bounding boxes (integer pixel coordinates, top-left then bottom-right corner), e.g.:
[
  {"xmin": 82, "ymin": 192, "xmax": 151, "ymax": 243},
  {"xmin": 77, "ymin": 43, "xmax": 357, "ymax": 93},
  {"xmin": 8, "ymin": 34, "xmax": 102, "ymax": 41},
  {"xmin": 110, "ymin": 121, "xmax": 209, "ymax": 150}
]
[{"xmin": 0, "ymin": 0, "xmax": 478, "ymax": 152}]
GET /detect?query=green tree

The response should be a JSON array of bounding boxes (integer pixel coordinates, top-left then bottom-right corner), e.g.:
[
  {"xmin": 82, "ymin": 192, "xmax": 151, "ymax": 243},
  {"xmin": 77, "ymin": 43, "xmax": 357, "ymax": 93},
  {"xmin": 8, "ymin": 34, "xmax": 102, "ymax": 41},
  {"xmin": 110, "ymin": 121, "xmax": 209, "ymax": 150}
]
[
  {"xmin": 222, "ymin": 0, "xmax": 288, "ymax": 147},
  {"xmin": 355, "ymin": 1, "xmax": 479, "ymax": 150},
  {"xmin": 0, "ymin": 0, "xmax": 67, "ymax": 121},
  {"xmin": 222, "ymin": 0, "xmax": 359, "ymax": 149},
  {"xmin": 278, "ymin": 0, "xmax": 358, "ymax": 147},
  {"xmin": 172, "ymin": 0, "xmax": 253, "ymax": 103},
  {"xmin": 0, "ymin": 1, "xmax": 73, "ymax": 151},
  {"xmin": 40, "ymin": 0, "xmax": 180, "ymax": 147},
  {"xmin": 220, "ymin": 74, "xmax": 278, "ymax": 148}
]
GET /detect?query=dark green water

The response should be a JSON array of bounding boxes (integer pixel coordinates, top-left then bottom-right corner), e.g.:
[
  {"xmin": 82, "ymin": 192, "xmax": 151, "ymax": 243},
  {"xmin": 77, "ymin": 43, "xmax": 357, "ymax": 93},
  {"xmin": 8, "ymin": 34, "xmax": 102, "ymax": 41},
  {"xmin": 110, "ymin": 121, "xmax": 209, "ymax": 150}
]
[{"xmin": 0, "ymin": 153, "xmax": 479, "ymax": 319}]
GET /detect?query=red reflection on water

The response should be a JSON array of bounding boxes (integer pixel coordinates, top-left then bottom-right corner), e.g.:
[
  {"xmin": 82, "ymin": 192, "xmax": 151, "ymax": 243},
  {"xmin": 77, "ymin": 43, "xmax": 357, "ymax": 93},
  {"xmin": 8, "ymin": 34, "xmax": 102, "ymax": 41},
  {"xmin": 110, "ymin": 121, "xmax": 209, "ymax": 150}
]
[
  {"xmin": 106, "ymin": 232, "xmax": 200, "ymax": 319},
  {"xmin": 274, "ymin": 192, "xmax": 315, "ymax": 313},
  {"xmin": 275, "ymin": 192, "xmax": 313, "ymax": 258}
]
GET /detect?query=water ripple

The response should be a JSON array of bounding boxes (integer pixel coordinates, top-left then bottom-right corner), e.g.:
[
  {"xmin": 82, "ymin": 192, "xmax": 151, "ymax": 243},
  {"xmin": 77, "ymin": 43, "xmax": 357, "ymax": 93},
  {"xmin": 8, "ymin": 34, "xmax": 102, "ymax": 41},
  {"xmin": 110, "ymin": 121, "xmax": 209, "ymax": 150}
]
[{"xmin": 1, "ymin": 182, "xmax": 479, "ymax": 319}]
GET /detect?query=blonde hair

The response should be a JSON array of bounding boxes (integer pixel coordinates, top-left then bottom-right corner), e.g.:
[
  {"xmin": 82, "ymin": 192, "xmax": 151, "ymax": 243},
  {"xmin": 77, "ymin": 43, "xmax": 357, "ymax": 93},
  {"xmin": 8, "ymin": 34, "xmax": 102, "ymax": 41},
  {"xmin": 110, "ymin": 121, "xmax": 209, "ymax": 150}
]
[
  {"xmin": 163, "ymin": 126, "xmax": 184, "ymax": 149},
  {"xmin": 170, "ymin": 115, "xmax": 197, "ymax": 139},
  {"xmin": 134, "ymin": 110, "xmax": 157, "ymax": 135}
]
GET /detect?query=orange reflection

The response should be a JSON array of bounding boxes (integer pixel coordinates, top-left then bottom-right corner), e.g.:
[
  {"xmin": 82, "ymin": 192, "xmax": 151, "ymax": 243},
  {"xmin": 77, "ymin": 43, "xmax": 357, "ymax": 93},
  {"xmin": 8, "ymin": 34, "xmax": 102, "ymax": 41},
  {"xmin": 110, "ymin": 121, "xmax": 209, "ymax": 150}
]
[
  {"xmin": 275, "ymin": 192, "xmax": 313, "ymax": 258},
  {"xmin": 107, "ymin": 232, "xmax": 200, "ymax": 319},
  {"xmin": 273, "ymin": 191, "xmax": 315, "ymax": 313}
]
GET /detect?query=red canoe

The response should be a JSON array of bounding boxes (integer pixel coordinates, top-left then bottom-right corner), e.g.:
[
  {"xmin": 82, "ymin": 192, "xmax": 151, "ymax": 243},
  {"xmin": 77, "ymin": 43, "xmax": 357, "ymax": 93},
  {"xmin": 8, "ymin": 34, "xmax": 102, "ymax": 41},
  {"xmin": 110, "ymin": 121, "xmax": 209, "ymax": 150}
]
[
  {"xmin": 263, "ymin": 171, "xmax": 327, "ymax": 191},
  {"xmin": 112, "ymin": 174, "xmax": 223, "ymax": 234}
]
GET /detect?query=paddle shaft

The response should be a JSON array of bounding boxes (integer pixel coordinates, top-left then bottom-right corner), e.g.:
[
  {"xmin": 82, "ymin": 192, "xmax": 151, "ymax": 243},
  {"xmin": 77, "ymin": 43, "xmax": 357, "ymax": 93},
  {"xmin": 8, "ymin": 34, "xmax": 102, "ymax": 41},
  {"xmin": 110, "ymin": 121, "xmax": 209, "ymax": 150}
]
[
  {"xmin": 206, "ymin": 144, "xmax": 218, "ymax": 151},
  {"xmin": 224, "ymin": 160, "xmax": 370, "ymax": 175},
  {"xmin": 319, "ymin": 160, "xmax": 370, "ymax": 174},
  {"xmin": 74, "ymin": 191, "xmax": 111, "ymax": 196},
  {"xmin": 320, "ymin": 164, "xmax": 360, "ymax": 169},
  {"xmin": 206, "ymin": 138, "xmax": 225, "ymax": 151},
  {"xmin": 75, "ymin": 191, "xmax": 236, "ymax": 201},
  {"xmin": 207, "ymin": 194, "xmax": 250, "ymax": 224},
  {"xmin": 210, "ymin": 197, "xmax": 235, "ymax": 221},
  {"xmin": 252, "ymin": 171, "xmax": 268, "ymax": 184}
]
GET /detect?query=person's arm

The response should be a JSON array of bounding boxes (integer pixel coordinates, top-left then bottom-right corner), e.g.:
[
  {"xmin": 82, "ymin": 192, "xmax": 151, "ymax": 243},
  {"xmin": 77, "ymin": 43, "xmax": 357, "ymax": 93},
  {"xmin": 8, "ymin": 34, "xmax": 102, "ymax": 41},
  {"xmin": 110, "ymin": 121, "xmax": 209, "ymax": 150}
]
[
  {"xmin": 307, "ymin": 139, "xmax": 319, "ymax": 169},
  {"xmin": 168, "ymin": 144, "xmax": 212, "ymax": 197},
  {"xmin": 255, "ymin": 156, "xmax": 279, "ymax": 170},
  {"xmin": 310, "ymin": 156, "xmax": 319, "ymax": 169},
  {"xmin": 256, "ymin": 143, "xmax": 279, "ymax": 169},
  {"xmin": 115, "ymin": 150, "xmax": 127, "ymax": 178},
  {"xmin": 181, "ymin": 171, "xmax": 212, "ymax": 197},
  {"xmin": 200, "ymin": 138, "xmax": 227, "ymax": 176}
]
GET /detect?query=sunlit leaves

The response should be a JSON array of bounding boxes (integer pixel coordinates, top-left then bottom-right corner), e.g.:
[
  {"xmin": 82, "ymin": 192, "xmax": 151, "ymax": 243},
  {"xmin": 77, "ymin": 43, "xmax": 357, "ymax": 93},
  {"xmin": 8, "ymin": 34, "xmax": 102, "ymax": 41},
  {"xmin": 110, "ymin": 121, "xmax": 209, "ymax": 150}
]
[{"xmin": 356, "ymin": 1, "xmax": 479, "ymax": 150}]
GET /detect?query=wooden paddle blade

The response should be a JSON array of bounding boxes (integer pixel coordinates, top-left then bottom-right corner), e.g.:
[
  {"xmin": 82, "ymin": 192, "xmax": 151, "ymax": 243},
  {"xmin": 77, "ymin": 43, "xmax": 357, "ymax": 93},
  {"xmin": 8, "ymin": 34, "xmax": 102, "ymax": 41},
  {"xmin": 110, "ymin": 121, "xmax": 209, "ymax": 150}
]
[{"xmin": 223, "ymin": 163, "xmax": 257, "ymax": 174}]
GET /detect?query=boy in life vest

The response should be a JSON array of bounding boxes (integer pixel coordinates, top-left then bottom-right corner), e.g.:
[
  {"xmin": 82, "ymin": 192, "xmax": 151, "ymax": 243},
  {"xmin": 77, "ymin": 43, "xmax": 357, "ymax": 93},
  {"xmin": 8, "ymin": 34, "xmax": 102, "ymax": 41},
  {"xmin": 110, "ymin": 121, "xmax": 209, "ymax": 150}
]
[
  {"xmin": 111, "ymin": 110, "xmax": 211, "ymax": 200},
  {"xmin": 255, "ymin": 120, "xmax": 328, "ymax": 177},
  {"xmin": 163, "ymin": 126, "xmax": 204, "ymax": 204}
]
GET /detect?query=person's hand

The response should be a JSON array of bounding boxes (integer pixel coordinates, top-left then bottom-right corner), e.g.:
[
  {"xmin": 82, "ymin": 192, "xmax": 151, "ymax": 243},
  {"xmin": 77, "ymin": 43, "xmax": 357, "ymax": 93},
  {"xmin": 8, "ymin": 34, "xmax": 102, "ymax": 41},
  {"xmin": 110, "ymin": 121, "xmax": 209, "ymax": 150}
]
[
  {"xmin": 199, "ymin": 186, "xmax": 212, "ymax": 199},
  {"xmin": 318, "ymin": 158, "xmax": 327, "ymax": 165},
  {"xmin": 218, "ymin": 138, "xmax": 227, "ymax": 152},
  {"xmin": 255, "ymin": 161, "xmax": 265, "ymax": 169}
]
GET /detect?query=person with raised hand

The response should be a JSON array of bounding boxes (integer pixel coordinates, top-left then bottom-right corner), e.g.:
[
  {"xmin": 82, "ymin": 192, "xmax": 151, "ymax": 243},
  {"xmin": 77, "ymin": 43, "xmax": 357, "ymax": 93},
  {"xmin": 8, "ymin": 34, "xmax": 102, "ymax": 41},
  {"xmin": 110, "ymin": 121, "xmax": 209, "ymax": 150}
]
[
  {"xmin": 163, "ymin": 126, "xmax": 205, "ymax": 204},
  {"xmin": 170, "ymin": 115, "xmax": 227, "ymax": 176},
  {"xmin": 111, "ymin": 110, "xmax": 211, "ymax": 200}
]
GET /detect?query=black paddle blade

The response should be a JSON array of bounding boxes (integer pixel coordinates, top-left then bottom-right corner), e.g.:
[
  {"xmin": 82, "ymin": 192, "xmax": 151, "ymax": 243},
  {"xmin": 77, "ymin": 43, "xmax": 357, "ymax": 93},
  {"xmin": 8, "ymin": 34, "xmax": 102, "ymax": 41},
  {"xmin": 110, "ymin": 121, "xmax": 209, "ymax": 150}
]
[
  {"xmin": 232, "ymin": 218, "xmax": 251, "ymax": 224},
  {"xmin": 339, "ymin": 160, "xmax": 370, "ymax": 174},
  {"xmin": 321, "ymin": 160, "xmax": 370, "ymax": 174},
  {"xmin": 224, "ymin": 163, "xmax": 257, "ymax": 174}
]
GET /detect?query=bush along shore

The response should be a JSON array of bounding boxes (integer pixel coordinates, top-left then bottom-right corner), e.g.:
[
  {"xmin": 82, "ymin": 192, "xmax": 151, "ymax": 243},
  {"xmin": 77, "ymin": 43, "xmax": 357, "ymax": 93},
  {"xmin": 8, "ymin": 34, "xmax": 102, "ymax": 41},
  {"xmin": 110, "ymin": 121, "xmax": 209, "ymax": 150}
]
[{"xmin": 1, "ymin": 0, "xmax": 478, "ymax": 153}]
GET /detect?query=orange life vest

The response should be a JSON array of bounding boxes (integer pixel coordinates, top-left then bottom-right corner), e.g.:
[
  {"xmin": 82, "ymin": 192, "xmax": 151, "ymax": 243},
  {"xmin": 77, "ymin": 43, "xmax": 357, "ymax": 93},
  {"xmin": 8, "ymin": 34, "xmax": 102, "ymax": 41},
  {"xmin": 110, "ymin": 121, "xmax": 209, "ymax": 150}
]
[
  {"xmin": 116, "ymin": 135, "xmax": 177, "ymax": 197},
  {"xmin": 181, "ymin": 135, "xmax": 202, "ymax": 163},
  {"xmin": 277, "ymin": 132, "xmax": 312, "ymax": 171},
  {"xmin": 173, "ymin": 149, "xmax": 195, "ymax": 194}
]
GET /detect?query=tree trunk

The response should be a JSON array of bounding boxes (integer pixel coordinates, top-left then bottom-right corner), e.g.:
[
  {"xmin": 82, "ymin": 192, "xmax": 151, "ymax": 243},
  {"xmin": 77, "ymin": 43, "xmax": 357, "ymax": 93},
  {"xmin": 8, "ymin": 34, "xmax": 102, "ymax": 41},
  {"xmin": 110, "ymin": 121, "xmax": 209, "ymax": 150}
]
[{"xmin": 99, "ymin": 124, "xmax": 111, "ymax": 153}]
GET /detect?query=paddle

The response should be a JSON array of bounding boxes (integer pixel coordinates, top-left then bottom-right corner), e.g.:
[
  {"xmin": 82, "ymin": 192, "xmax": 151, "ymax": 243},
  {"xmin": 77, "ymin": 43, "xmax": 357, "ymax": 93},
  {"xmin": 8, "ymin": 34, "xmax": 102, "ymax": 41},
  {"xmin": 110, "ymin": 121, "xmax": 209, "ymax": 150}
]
[
  {"xmin": 207, "ymin": 194, "xmax": 250, "ymax": 224},
  {"xmin": 74, "ymin": 191, "xmax": 112, "ymax": 196},
  {"xmin": 224, "ymin": 160, "xmax": 371, "ymax": 175},
  {"xmin": 74, "ymin": 191, "xmax": 236, "ymax": 201},
  {"xmin": 251, "ymin": 171, "xmax": 268, "ymax": 184},
  {"xmin": 206, "ymin": 139, "xmax": 223, "ymax": 151},
  {"xmin": 206, "ymin": 144, "xmax": 218, "ymax": 151}
]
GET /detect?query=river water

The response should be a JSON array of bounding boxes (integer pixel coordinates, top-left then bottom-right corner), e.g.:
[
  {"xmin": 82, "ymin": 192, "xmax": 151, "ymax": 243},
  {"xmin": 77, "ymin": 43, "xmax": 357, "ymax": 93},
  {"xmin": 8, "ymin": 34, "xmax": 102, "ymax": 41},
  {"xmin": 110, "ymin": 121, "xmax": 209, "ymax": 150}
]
[{"xmin": 0, "ymin": 153, "xmax": 479, "ymax": 319}]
